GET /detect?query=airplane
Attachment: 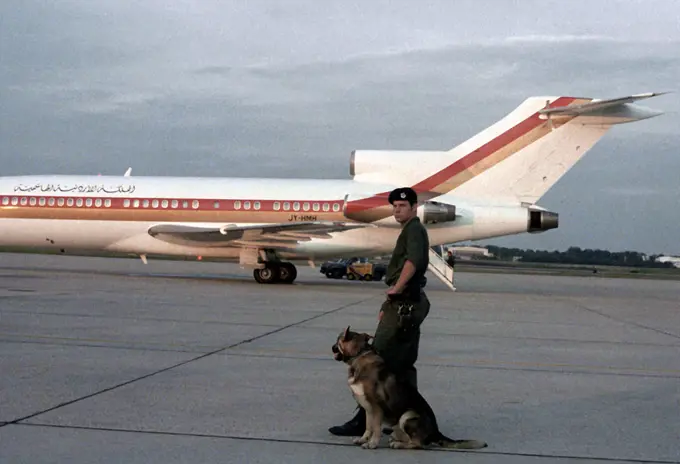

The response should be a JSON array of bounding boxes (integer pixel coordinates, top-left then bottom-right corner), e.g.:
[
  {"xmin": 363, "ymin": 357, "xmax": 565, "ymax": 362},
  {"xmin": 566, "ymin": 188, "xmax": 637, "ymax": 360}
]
[{"xmin": 0, "ymin": 92, "xmax": 667, "ymax": 286}]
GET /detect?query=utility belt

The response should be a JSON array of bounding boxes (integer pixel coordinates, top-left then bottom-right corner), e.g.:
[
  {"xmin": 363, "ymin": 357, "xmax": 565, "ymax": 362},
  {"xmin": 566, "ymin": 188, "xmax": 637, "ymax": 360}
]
[
  {"xmin": 386, "ymin": 287, "xmax": 425, "ymax": 333},
  {"xmin": 387, "ymin": 285, "xmax": 423, "ymax": 302}
]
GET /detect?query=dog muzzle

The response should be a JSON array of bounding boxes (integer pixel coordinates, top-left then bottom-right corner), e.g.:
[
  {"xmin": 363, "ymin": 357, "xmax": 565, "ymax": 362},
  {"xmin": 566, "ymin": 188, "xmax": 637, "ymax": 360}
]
[
  {"xmin": 332, "ymin": 343, "xmax": 344, "ymax": 361},
  {"xmin": 332, "ymin": 343, "xmax": 354, "ymax": 362}
]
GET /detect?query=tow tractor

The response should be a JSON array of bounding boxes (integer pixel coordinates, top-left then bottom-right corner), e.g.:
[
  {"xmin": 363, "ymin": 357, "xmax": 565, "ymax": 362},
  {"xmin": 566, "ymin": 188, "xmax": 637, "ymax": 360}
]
[{"xmin": 320, "ymin": 257, "xmax": 386, "ymax": 281}]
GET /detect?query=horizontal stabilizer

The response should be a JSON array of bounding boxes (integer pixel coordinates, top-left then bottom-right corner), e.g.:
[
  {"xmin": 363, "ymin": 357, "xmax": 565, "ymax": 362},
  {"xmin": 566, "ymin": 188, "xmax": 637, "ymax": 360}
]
[{"xmin": 539, "ymin": 92, "xmax": 668, "ymax": 119}]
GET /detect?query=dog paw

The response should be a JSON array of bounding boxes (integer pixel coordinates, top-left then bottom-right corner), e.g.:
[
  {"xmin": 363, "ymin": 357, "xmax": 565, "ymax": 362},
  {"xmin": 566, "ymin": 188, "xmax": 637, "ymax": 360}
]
[
  {"xmin": 361, "ymin": 441, "xmax": 379, "ymax": 450},
  {"xmin": 353, "ymin": 437, "xmax": 367, "ymax": 445},
  {"xmin": 389, "ymin": 441, "xmax": 406, "ymax": 449}
]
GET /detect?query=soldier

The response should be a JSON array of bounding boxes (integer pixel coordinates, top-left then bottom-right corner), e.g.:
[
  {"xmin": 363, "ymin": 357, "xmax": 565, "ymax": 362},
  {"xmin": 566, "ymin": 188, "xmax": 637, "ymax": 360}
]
[{"xmin": 329, "ymin": 186, "xmax": 431, "ymax": 437}]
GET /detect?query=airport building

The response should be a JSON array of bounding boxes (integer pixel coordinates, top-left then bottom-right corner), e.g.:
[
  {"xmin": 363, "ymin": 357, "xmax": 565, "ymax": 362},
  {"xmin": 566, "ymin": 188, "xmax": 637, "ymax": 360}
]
[{"xmin": 655, "ymin": 255, "xmax": 680, "ymax": 268}]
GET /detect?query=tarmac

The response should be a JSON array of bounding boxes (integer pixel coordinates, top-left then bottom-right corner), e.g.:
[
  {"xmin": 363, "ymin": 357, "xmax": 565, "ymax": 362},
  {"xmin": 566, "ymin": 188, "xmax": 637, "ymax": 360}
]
[{"xmin": 1, "ymin": 252, "xmax": 678, "ymax": 464}]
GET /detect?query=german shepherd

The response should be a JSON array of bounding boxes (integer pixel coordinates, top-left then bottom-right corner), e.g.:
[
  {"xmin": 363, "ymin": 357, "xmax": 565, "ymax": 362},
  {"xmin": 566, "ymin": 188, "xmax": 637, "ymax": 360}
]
[{"xmin": 332, "ymin": 325, "xmax": 487, "ymax": 451}]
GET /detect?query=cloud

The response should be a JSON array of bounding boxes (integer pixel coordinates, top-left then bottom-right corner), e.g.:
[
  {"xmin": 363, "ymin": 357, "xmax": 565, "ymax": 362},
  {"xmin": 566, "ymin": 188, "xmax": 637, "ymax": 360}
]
[{"xmin": 502, "ymin": 34, "xmax": 617, "ymax": 44}]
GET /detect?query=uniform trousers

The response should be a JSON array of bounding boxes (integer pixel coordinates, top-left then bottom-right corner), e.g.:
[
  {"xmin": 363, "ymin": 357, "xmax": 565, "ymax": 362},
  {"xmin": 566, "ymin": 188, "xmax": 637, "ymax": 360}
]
[{"xmin": 372, "ymin": 291, "xmax": 430, "ymax": 390}]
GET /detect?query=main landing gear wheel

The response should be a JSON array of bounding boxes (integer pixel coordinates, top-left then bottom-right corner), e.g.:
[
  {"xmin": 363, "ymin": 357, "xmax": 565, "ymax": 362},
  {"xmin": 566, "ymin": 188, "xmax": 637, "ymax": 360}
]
[
  {"xmin": 278, "ymin": 262, "xmax": 297, "ymax": 284},
  {"xmin": 253, "ymin": 265, "xmax": 279, "ymax": 284},
  {"xmin": 253, "ymin": 262, "xmax": 297, "ymax": 284}
]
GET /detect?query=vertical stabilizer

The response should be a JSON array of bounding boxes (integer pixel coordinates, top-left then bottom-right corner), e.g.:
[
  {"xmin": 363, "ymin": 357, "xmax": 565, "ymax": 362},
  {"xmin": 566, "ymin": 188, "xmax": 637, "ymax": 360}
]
[{"xmin": 447, "ymin": 93, "xmax": 666, "ymax": 204}]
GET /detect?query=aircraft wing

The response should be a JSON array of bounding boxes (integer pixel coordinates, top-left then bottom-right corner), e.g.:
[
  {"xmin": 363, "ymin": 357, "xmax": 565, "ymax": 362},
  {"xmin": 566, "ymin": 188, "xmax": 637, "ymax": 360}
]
[
  {"xmin": 539, "ymin": 92, "xmax": 668, "ymax": 117},
  {"xmin": 147, "ymin": 221, "xmax": 371, "ymax": 249}
]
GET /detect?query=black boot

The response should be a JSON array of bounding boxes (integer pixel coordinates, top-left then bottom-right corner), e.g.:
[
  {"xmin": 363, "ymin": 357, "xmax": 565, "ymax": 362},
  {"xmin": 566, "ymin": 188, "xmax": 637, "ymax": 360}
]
[{"xmin": 328, "ymin": 407, "xmax": 365, "ymax": 436}]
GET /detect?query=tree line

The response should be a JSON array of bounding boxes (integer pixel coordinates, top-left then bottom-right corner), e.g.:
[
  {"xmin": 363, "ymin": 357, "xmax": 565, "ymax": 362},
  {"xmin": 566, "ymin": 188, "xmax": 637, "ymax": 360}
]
[{"xmin": 479, "ymin": 245, "xmax": 675, "ymax": 268}]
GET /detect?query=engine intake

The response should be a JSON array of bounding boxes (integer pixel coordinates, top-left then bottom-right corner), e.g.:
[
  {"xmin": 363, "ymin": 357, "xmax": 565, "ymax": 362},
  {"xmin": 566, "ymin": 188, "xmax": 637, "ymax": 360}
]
[
  {"xmin": 418, "ymin": 201, "xmax": 457, "ymax": 224},
  {"xmin": 528, "ymin": 209, "xmax": 559, "ymax": 233}
]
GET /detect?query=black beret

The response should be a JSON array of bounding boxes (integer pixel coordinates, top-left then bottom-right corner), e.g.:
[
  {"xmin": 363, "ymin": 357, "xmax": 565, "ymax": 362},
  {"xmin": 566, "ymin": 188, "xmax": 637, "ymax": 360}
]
[{"xmin": 388, "ymin": 187, "xmax": 418, "ymax": 205}]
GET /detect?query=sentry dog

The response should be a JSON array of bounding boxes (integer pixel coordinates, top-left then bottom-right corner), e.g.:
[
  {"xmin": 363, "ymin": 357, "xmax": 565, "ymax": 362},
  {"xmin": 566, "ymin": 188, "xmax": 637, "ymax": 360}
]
[{"xmin": 332, "ymin": 325, "xmax": 487, "ymax": 450}]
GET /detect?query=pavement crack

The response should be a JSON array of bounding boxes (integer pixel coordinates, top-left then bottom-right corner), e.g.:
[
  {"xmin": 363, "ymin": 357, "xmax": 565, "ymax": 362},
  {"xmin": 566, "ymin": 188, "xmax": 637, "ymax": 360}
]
[
  {"xmin": 7, "ymin": 295, "xmax": 377, "ymax": 425},
  {"xmin": 567, "ymin": 298, "xmax": 680, "ymax": 341}
]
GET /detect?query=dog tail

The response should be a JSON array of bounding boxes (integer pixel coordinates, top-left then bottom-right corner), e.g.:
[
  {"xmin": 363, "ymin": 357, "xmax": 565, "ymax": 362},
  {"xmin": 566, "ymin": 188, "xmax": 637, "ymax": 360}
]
[{"xmin": 432, "ymin": 432, "xmax": 488, "ymax": 450}]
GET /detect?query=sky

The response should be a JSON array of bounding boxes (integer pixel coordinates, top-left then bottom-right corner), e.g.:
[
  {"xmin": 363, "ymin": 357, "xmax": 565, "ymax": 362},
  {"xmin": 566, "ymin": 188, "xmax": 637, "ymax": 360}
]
[{"xmin": 1, "ymin": 0, "xmax": 679, "ymax": 255}]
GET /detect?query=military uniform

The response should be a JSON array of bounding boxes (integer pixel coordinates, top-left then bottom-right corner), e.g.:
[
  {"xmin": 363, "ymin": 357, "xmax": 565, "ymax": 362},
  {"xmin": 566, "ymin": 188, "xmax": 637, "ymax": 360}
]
[
  {"xmin": 373, "ymin": 214, "xmax": 430, "ymax": 390},
  {"xmin": 329, "ymin": 187, "xmax": 432, "ymax": 437}
]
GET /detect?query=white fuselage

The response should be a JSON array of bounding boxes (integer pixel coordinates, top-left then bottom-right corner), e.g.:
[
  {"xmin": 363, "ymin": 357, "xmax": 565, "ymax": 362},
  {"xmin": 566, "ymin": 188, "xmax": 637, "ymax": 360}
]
[{"xmin": 0, "ymin": 174, "xmax": 532, "ymax": 261}]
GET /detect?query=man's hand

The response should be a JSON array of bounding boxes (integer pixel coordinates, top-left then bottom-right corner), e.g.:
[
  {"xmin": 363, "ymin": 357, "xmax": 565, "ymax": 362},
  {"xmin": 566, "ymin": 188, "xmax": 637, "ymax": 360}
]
[{"xmin": 386, "ymin": 285, "xmax": 402, "ymax": 297}]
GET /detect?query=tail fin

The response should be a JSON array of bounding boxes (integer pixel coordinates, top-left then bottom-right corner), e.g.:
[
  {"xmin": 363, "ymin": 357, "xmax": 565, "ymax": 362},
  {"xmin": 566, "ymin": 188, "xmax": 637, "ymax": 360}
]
[
  {"xmin": 441, "ymin": 92, "xmax": 666, "ymax": 205},
  {"xmin": 343, "ymin": 92, "xmax": 666, "ymax": 223}
]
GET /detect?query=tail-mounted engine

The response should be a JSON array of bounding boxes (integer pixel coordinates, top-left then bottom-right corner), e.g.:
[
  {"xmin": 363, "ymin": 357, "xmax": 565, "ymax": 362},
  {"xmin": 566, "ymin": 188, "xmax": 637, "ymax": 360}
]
[
  {"xmin": 418, "ymin": 201, "xmax": 457, "ymax": 224},
  {"xmin": 349, "ymin": 149, "xmax": 448, "ymax": 185},
  {"xmin": 527, "ymin": 208, "xmax": 559, "ymax": 233}
]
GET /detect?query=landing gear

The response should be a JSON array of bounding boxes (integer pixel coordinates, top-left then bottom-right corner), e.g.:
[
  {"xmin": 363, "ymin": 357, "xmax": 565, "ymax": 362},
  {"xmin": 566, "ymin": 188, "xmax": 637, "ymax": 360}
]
[
  {"xmin": 253, "ymin": 261, "xmax": 298, "ymax": 284},
  {"xmin": 278, "ymin": 262, "xmax": 297, "ymax": 284}
]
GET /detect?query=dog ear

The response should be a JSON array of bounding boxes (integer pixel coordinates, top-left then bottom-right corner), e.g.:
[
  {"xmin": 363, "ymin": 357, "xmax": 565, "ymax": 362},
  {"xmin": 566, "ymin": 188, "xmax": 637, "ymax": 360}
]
[{"xmin": 343, "ymin": 325, "xmax": 351, "ymax": 341}]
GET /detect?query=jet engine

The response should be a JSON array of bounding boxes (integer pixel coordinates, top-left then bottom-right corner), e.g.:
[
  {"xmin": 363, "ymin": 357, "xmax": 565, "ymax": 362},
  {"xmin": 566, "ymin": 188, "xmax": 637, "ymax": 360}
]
[
  {"xmin": 349, "ymin": 149, "xmax": 448, "ymax": 185},
  {"xmin": 418, "ymin": 201, "xmax": 457, "ymax": 224},
  {"xmin": 527, "ymin": 208, "xmax": 559, "ymax": 233}
]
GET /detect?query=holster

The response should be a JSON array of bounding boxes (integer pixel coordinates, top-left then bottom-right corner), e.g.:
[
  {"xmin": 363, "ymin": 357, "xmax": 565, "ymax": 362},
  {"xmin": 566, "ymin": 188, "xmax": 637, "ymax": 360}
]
[{"xmin": 396, "ymin": 302, "xmax": 416, "ymax": 332}]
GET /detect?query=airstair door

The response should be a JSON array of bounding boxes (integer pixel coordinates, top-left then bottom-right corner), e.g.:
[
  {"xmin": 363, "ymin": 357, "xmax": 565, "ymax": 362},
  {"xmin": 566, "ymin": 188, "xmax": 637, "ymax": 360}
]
[{"xmin": 427, "ymin": 248, "xmax": 456, "ymax": 292}]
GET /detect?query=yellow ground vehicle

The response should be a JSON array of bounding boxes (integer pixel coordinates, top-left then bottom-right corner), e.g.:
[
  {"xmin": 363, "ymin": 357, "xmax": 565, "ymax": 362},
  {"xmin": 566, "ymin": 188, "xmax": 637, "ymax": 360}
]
[
  {"xmin": 320, "ymin": 257, "xmax": 386, "ymax": 281},
  {"xmin": 346, "ymin": 260, "xmax": 379, "ymax": 281}
]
